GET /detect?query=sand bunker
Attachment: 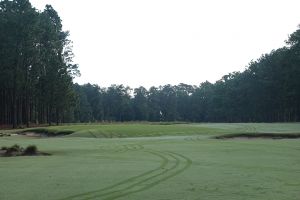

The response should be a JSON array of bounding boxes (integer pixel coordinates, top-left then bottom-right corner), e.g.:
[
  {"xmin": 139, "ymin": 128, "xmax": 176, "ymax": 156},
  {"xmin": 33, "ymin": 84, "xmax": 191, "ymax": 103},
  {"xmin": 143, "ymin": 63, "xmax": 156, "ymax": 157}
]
[{"xmin": 215, "ymin": 133, "xmax": 300, "ymax": 139}]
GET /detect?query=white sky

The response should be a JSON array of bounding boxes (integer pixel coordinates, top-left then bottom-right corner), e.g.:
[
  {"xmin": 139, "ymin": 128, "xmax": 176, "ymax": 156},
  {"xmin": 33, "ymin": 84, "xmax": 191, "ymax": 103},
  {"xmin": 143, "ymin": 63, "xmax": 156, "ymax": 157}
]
[{"xmin": 30, "ymin": 0, "xmax": 300, "ymax": 88}]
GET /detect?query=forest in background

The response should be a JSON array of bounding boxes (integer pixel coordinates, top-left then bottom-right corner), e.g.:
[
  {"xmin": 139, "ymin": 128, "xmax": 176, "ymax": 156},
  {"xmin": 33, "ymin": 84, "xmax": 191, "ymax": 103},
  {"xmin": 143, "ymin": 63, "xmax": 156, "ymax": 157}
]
[
  {"xmin": 0, "ymin": 0, "xmax": 79, "ymax": 128},
  {"xmin": 1, "ymin": 0, "xmax": 300, "ymax": 128}
]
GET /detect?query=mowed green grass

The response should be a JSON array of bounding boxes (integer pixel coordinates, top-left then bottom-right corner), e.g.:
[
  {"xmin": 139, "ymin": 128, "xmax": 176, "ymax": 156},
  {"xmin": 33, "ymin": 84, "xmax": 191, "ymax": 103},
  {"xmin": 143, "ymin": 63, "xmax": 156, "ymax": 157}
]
[
  {"xmin": 0, "ymin": 123, "xmax": 300, "ymax": 200},
  {"xmin": 16, "ymin": 122, "xmax": 300, "ymax": 138},
  {"xmin": 21, "ymin": 123, "xmax": 227, "ymax": 138}
]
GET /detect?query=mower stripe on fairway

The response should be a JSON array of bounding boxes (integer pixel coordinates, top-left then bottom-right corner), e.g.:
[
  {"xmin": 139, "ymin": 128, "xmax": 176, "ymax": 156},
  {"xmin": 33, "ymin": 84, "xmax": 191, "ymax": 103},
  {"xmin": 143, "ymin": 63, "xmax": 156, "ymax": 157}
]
[{"xmin": 59, "ymin": 144, "xmax": 191, "ymax": 200}]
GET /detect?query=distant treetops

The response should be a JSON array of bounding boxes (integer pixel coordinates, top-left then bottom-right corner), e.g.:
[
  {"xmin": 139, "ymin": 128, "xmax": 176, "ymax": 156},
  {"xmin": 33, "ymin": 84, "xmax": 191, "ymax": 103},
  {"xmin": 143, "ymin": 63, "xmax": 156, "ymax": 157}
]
[
  {"xmin": 0, "ymin": 0, "xmax": 299, "ymax": 127},
  {"xmin": 72, "ymin": 25, "xmax": 300, "ymax": 123}
]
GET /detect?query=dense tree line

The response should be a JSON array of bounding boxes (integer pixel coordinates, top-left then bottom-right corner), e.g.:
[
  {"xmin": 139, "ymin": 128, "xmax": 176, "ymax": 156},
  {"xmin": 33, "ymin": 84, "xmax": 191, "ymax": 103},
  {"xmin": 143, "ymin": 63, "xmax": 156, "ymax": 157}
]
[
  {"xmin": 73, "ymin": 26, "xmax": 300, "ymax": 123},
  {"xmin": 1, "ymin": 0, "xmax": 300, "ymax": 127},
  {"xmin": 0, "ymin": 0, "xmax": 79, "ymax": 128}
]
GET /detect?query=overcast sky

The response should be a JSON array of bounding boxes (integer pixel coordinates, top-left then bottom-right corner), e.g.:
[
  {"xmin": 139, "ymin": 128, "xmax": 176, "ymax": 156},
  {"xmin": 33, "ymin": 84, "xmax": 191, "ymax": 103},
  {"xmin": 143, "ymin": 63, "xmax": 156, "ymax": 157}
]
[{"xmin": 30, "ymin": 0, "xmax": 300, "ymax": 88}]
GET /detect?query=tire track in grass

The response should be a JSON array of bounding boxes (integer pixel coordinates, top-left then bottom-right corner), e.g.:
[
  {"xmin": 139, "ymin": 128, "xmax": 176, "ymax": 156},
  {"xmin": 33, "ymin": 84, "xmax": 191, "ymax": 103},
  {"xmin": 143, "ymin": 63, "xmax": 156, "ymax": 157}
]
[
  {"xmin": 83, "ymin": 150, "xmax": 172, "ymax": 200},
  {"xmin": 99, "ymin": 151, "xmax": 192, "ymax": 200},
  {"xmin": 88, "ymin": 130, "xmax": 98, "ymax": 138},
  {"xmin": 60, "ymin": 145, "xmax": 192, "ymax": 200},
  {"xmin": 59, "ymin": 149, "xmax": 168, "ymax": 200},
  {"xmin": 66, "ymin": 151, "xmax": 191, "ymax": 200}
]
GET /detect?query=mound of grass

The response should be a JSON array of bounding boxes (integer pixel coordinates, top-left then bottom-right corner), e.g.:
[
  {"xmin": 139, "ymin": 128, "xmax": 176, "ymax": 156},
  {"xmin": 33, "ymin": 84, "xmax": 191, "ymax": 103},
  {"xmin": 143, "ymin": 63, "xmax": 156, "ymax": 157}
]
[
  {"xmin": 8, "ymin": 122, "xmax": 300, "ymax": 139},
  {"xmin": 32, "ymin": 123, "xmax": 225, "ymax": 138}
]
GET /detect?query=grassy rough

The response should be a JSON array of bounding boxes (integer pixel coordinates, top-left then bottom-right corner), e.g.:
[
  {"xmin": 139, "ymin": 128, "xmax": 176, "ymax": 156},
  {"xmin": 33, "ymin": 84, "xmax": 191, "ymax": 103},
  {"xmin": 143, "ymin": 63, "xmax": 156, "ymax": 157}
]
[{"xmin": 0, "ymin": 123, "xmax": 299, "ymax": 200}]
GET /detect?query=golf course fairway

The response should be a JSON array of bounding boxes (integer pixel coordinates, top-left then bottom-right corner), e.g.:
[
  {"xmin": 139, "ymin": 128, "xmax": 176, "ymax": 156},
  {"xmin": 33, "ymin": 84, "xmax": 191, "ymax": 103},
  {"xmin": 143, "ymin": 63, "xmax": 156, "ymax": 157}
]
[{"xmin": 0, "ymin": 123, "xmax": 299, "ymax": 200}]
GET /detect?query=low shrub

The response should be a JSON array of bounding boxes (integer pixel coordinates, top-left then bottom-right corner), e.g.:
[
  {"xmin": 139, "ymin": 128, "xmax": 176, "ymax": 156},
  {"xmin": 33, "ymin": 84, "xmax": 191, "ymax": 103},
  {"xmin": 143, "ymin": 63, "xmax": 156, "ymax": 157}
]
[
  {"xmin": 1, "ymin": 146, "xmax": 8, "ymax": 151},
  {"xmin": 0, "ymin": 144, "xmax": 45, "ymax": 157},
  {"xmin": 23, "ymin": 145, "xmax": 38, "ymax": 155},
  {"xmin": 9, "ymin": 144, "xmax": 23, "ymax": 152}
]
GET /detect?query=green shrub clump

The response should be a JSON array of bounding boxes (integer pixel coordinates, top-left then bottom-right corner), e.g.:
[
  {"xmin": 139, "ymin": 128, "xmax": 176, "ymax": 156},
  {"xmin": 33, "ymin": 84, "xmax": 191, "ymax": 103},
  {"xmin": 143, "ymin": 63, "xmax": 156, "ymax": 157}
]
[
  {"xmin": 23, "ymin": 145, "xmax": 38, "ymax": 155},
  {"xmin": 1, "ymin": 144, "xmax": 40, "ymax": 157},
  {"xmin": 4, "ymin": 144, "xmax": 23, "ymax": 156}
]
